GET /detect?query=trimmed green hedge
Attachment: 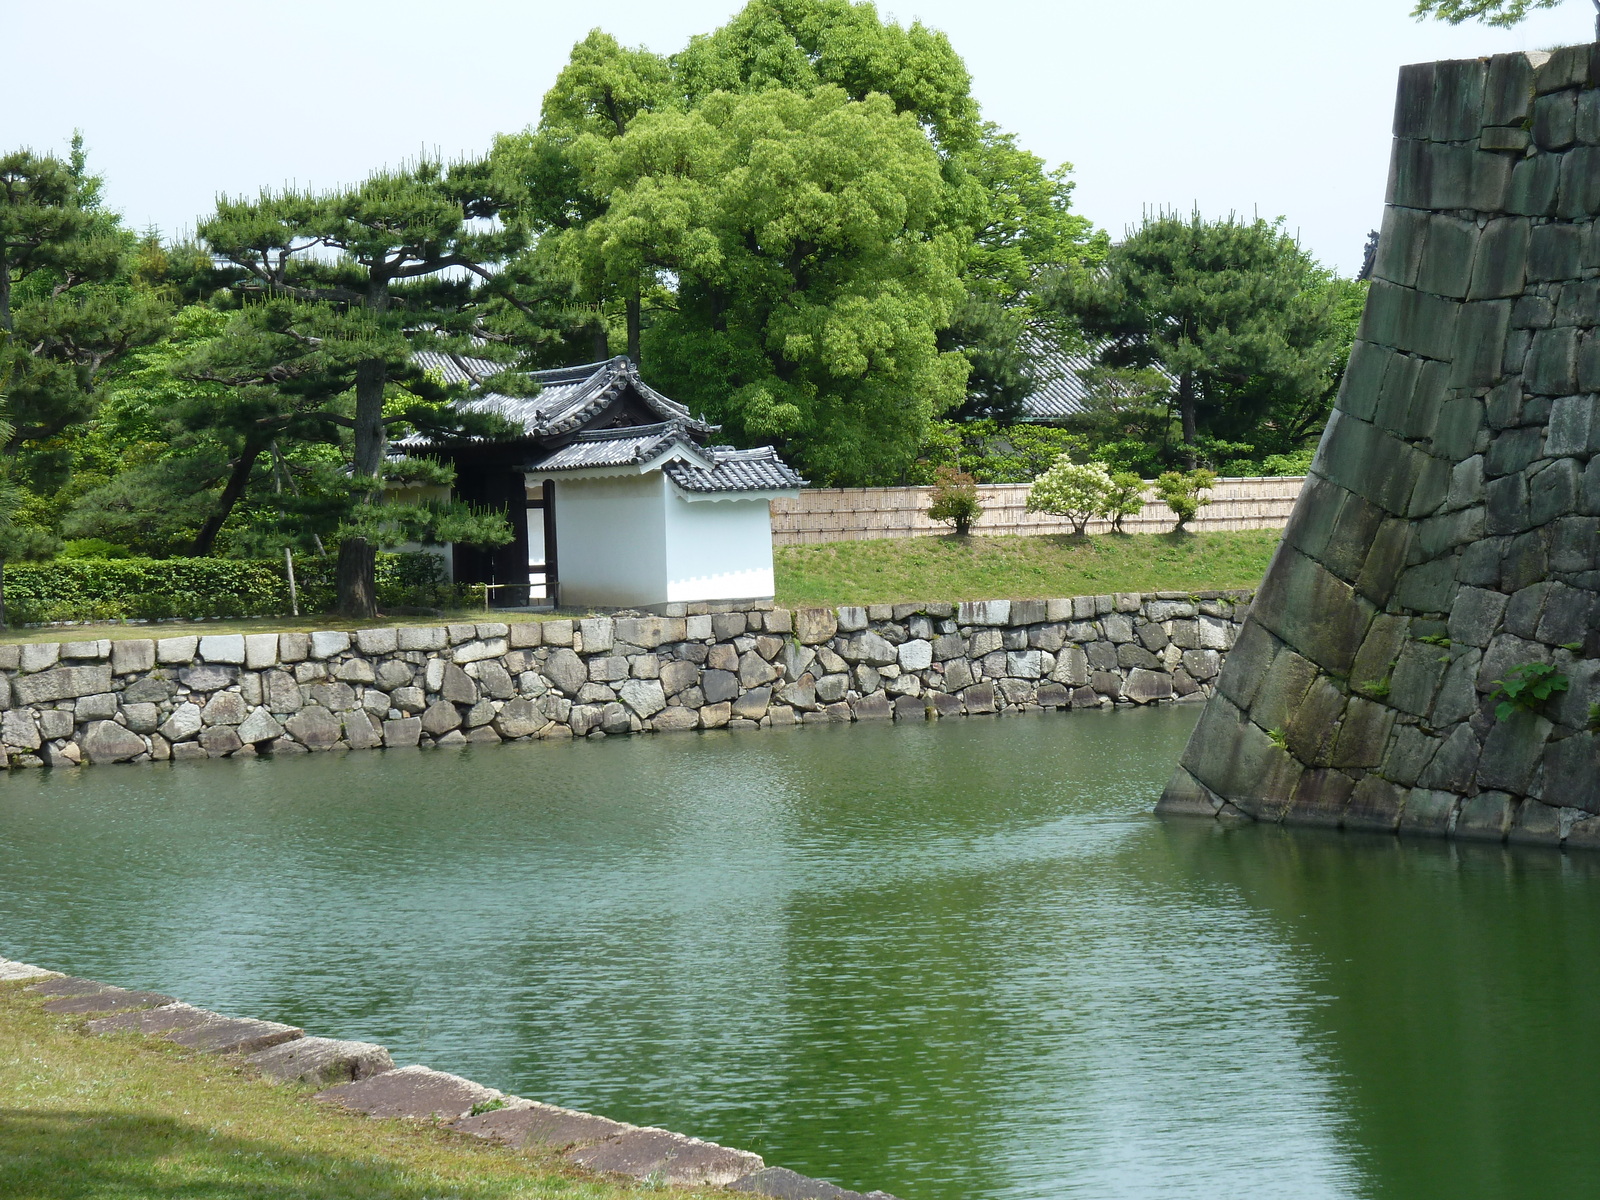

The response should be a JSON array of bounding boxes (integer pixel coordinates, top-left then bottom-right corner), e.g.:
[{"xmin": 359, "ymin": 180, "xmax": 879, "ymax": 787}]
[{"xmin": 3, "ymin": 552, "xmax": 461, "ymax": 624}]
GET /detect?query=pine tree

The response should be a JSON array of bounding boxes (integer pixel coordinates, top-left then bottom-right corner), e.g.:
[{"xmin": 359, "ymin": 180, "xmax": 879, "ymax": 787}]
[{"xmin": 199, "ymin": 159, "xmax": 531, "ymax": 616}]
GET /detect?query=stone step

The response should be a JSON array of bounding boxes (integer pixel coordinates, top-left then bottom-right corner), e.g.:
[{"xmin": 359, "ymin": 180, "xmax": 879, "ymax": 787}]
[
  {"xmin": 565, "ymin": 1126, "xmax": 764, "ymax": 1187},
  {"xmin": 88, "ymin": 1002, "xmax": 219, "ymax": 1037},
  {"xmin": 42, "ymin": 987, "xmax": 176, "ymax": 1015},
  {"xmin": 87, "ymin": 1001, "xmax": 302, "ymax": 1055},
  {"xmin": 25, "ymin": 975, "xmax": 113, "ymax": 998},
  {"xmin": 729, "ymin": 1166, "xmax": 900, "ymax": 1199},
  {"xmin": 246, "ymin": 1037, "xmax": 394, "ymax": 1085},
  {"xmin": 315, "ymin": 1064, "xmax": 503, "ymax": 1120},
  {"xmin": 450, "ymin": 1099, "xmax": 631, "ymax": 1151},
  {"xmin": 0, "ymin": 957, "xmax": 55, "ymax": 982}
]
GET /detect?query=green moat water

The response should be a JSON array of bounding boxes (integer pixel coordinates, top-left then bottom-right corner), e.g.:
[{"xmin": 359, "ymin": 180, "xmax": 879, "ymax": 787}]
[{"xmin": 3, "ymin": 708, "xmax": 1598, "ymax": 1200}]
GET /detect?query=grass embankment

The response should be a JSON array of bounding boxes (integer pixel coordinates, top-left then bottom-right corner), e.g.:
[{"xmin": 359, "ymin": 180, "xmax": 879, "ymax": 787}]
[
  {"xmin": 774, "ymin": 529, "xmax": 1281, "ymax": 608},
  {"xmin": 0, "ymin": 983, "xmax": 715, "ymax": 1200}
]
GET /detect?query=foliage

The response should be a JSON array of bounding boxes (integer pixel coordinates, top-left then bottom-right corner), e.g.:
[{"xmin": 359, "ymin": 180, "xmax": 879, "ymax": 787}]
[
  {"xmin": 1412, "ymin": 0, "xmax": 1560, "ymax": 25},
  {"xmin": 913, "ymin": 419, "xmax": 1091, "ymax": 484},
  {"xmin": 926, "ymin": 465, "xmax": 983, "ymax": 535},
  {"xmin": 1589, "ymin": 702, "xmax": 1600, "ymax": 733},
  {"xmin": 198, "ymin": 159, "xmax": 527, "ymax": 614},
  {"xmin": 1155, "ymin": 468, "xmax": 1217, "ymax": 531},
  {"xmin": 773, "ymin": 528, "xmax": 1280, "ymax": 607},
  {"xmin": 1489, "ymin": 662, "xmax": 1570, "ymax": 721},
  {"xmin": 1105, "ymin": 471, "xmax": 1147, "ymax": 532},
  {"xmin": 500, "ymin": 2, "xmax": 1103, "ymax": 482},
  {"xmin": 1, "ymin": 551, "xmax": 456, "ymax": 624},
  {"xmin": 1026, "ymin": 457, "xmax": 1116, "ymax": 535},
  {"xmin": 0, "ymin": 141, "xmax": 169, "ymax": 463},
  {"xmin": 1052, "ymin": 211, "xmax": 1348, "ymax": 471}
]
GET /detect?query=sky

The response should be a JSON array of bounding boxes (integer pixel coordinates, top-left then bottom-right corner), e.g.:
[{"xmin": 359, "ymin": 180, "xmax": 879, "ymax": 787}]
[{"xmin": 7, "ymin": 0, "xmax": 1593, "ymax": 275}]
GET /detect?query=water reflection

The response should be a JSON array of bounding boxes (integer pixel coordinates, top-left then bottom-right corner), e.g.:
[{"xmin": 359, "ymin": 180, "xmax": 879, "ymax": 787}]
[{"xmin": 0, "ymin": 709, "xmax": 1593, "ymax": 1199}]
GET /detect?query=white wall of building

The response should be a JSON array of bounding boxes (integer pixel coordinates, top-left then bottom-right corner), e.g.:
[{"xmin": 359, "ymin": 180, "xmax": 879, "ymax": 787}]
[
  {"xmin": 664, "ymin": 489, "xmax": 777, "ymax": 603},
  {"xmin": 547, "ymin": 473, "xmax": 668, "ymax": 607}
]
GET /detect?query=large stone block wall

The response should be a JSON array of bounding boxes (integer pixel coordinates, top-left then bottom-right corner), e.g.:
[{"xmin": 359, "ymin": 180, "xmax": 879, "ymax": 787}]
[
  {"xmin": 0, "ymin": 592, "xmax": 1250, "ymax": 770},
  {"xmin": 1160, "ymin": 47, "xmax": 1600, "ymax": 848}
]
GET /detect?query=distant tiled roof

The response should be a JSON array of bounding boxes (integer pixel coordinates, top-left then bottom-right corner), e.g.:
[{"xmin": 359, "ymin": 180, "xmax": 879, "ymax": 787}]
[
  {"xmin": 1018, "ymin": 332, "xmax": 1092, "ymax": 422},
  {"xmin": 1017, "ymin": 332, "xmax": 1177, "ymax": 424},
  {"xmin": 405, "ymin": 353, "xmax": 713, "ymax": 445},
  {"xmin": 664, "ymin": 446, "xmax": 806, "ymax": 493}
]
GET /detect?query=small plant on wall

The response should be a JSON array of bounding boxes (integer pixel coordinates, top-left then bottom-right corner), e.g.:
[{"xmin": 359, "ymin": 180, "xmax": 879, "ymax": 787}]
[
  {"xmin": 926, "ymin": 466, "xmax": 984, "ymax": 536},
  {"xmin": 1488, "ymin": 662, "xmax": 1569, "ymax": 721}
]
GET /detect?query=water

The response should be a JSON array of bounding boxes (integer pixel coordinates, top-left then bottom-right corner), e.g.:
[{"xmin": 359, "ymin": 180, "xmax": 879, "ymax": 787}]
[{"xmin": 3, "ymin": 707, "xmax": 1599, "ymax": 1200}]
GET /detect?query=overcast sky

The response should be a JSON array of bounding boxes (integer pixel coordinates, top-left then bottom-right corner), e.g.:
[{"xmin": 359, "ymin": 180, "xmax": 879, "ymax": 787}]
[{"xmin": 8, "ymin": 0, "xmax": 1592, "ymax": 275}]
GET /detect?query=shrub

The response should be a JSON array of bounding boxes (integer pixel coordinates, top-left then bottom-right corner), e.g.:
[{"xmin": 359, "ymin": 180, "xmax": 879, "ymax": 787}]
[
  {"xmin": 4, "ymin": 550, "xmax": 461, "ymax": 624},
  {"xmin": 1105, "ymin": 472, "xmax": 1147, "ymax": 533},
  {"xmin": 1027, "ymin": 458, "xmax": 1116, "ymax": 536},
  {"xmin": 1155, "ymin": 469, "xmax": 1217, "ymax": 531},
  {"xmin": 926, "ymin": 466, "xmax": 984, "ymax": 535}
]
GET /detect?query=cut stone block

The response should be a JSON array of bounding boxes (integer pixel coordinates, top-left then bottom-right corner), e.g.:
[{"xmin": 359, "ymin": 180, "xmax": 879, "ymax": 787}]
[
  {"xmin": 451, "ymin": 1099, "xmax": 631, "ymax": 1150},
  {"xmin": 26, "ymin": 975, "xmax": 112, "ymax": 998},
  {"xmin": 315, "ymin": 1064, "xmax": 502, "ymax": 1121},
  {"xmin": 246, "ymin": 1036, "xmax": 393, "ymax": 1084},
  {"xmin": 168, "ymin": 1016, "xmax": 302, "ymax": 1055},
  {"xmin": 42, "ymin": 986, "xmax": 176, "ymax": 1015},
  {"xmin": 87, "ymin": 1002, "xmax": 220, "ymax": 1037},
  {"xmin": 0, "ymin": 958, "xmax": 56, "ymax": 982},
  {"xmin": 566, "ymin": 1127, "xmax": 764, "ymax": 1187},
  {"xmin": 729, "ymin": 1166, "xmax": 895, "ymax": 1199}
]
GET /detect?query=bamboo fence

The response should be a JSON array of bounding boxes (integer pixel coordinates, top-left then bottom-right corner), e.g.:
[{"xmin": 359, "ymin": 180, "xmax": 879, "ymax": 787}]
[{"xmin": 770, "ymin": 476, "xmax": 1306, "ymax": 546}]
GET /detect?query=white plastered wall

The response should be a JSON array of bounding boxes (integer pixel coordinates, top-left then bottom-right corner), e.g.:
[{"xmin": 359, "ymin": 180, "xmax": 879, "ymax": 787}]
[
  {"xmin": 664, "ymin": 485, "xmax": 777, "ymax": 603},
  {"xmin": 547, "ymin": 473, "xmax": 669, "ymax": 607}
]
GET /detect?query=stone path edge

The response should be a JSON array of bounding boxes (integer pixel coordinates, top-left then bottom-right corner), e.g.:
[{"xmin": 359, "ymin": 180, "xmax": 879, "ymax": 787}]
[
  {"xmin": 0, "ymin": 590, "xmax": 1253, "ymax": 771},
  {"xmin": 0, "ymin": 954, "xmax": 899, "ymax": 1199}
]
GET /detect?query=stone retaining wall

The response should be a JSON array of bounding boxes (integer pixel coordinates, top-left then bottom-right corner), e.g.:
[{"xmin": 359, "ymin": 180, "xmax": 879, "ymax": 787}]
[
  {"xmin": 1160, "ymin": 48, "xmax": 1600, "ymax": 849},
  {"xmin": 0, "ymin": 591, "xmax": 1251, "ymax": 769}
]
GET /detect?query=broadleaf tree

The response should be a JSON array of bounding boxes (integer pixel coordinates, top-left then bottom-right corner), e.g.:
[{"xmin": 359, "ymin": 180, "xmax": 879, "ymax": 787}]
[{"xmin": 1412, "ymin": 0, "xmax": 1563, "ymax": 26}]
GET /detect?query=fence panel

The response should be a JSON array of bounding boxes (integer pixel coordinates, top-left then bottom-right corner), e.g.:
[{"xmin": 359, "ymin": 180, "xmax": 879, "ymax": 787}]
[{"xmin": 770, "ymin": 477, "xmax": 1305, "ymax": 546}]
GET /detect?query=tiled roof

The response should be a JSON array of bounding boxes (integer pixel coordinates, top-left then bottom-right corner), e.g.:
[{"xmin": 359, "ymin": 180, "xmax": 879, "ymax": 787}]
[
  {"xmin": 405, "ymin": 353, "xmax": 713, "ymax": 445},
  {"xmin": 526, "ymin": 427, "xmax": 804, "ymax": 494},
  {"xmin": 526, "ymin": 423, "xmax": 694, "ymax": 472},
  {"xmin": 664, "ymin": 446, "xmax": 806, "ymax": 493}
]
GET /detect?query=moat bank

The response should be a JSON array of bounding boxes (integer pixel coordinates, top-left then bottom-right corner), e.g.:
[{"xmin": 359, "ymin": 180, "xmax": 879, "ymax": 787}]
[
  {"xmin": 0, "ymin": 592, "xmax": 1249, "ymax": 769},
  {"xmin": 4, "ymin": 711, "xmax": 1600, "ymax": 1200}
]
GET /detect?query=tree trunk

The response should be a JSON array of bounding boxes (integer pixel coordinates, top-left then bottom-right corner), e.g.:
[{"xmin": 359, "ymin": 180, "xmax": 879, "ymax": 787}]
[
  {"xmin": 626, "ymin": 285, "xmax": 641, "ymax": 364},
  {"xmin": 335, "ymin": 539, "xmax": 377, "ymax": 618},
  {"xmin": 189, "ymin": 439, "xmax": 265, "ymax": 557},
  {"xmin": 1177, "ymin": 372, "xmax": 1198, "ymax": 469},
  {"xmin": 590, "ymin": 317, "xmax": 609, "ymax": 362},
  {"xmin": 336, "ymin": 357, "xmax": 387, "ymax": 617},
  {"xmin": 0, "ymin": 244, "xmax": 12, "ymax": 334}
]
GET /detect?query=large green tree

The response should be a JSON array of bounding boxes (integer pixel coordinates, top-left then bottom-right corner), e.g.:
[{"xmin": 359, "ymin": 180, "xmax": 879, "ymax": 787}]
[
  {"xmin": 1412, "ymin": 0, "xmax": 1563, "ymax": 25},
  {"xmin": 1053, "ymin": 211, "xmax": 1343, "ymax": 469},
  {"xmin": 198, "ymin": 159, "xmax": 530, "ymax": 615},
  {"xmin": 501, "ymin": 1, "xmax": 1100, "ymax": 483}
]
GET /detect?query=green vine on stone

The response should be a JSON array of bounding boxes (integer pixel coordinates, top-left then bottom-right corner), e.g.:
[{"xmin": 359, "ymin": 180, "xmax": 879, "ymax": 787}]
[{"xmin": 1488, "ymin": 662, "xmax": 1569, "ymax": 721}]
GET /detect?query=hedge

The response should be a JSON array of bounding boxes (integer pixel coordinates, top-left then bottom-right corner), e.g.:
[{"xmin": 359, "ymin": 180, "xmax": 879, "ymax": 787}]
[{"xmin": 2, "ymin": 552, "xmax": 463, "ymax": 624}]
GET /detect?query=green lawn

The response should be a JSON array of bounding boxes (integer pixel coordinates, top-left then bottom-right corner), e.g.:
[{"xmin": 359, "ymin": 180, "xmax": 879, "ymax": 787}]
[
  {"xmin": 774, "ymin": 530, "xmax": 1281, "ymax": 607},
  {"xmin": 0, "ymin": 981, "xmax": 720, "ymax": 1200}
]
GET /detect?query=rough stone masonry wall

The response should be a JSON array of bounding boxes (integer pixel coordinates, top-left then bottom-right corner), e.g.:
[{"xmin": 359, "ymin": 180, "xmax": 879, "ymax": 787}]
[
  {"xmin": 0, "ymin": 593, "xmax": 1250, "ymax": 770},
  {"xmin": 1160, "ymin": 47, "xmax": 1600, "ymax": 848}
]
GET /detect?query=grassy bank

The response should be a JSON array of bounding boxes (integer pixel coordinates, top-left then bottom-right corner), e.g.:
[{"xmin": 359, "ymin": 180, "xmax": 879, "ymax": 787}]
[
  {"xmin": 773, "ymin": 530, "xmax": 1281, "ymax": 607},
  {"xmin": 0, "ymin": 982, "xmax": 715, "ymax": 1200}
]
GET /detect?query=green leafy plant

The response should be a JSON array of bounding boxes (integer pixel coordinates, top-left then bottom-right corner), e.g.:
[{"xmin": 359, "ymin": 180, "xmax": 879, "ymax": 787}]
[
  {"xmin": 1488, "ymin": 662, "xmax": 1569, "ymax": 721},
  {"xmin": 926, "ymin": 465, "xmax": 984, "ymax": 536},
  {"xmin": 1362, "ymin": 679, "xmax": 1392, "ymax": 699},
  {"xmin": 1416, "ymin": 634, "xmax": 1451, "ymax": 647},
  {"xmin": 1154, "ymin": 469, "xmax": 1217, "ymax": 532},
  {"xmin": 1267, "ymin": 727, "xmax": 1289, "ymax": 750},
  {"xmin": 468, "ymin": 1099, "xmax": 507, "ymax": 1117},
  {"xmin": 1589, "ymin": 702, "xmax": 1600, "ymax": 734},
  {"xmin": 1562, "ymin": 642, "xmax": 1584, "ymax": 652}
]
